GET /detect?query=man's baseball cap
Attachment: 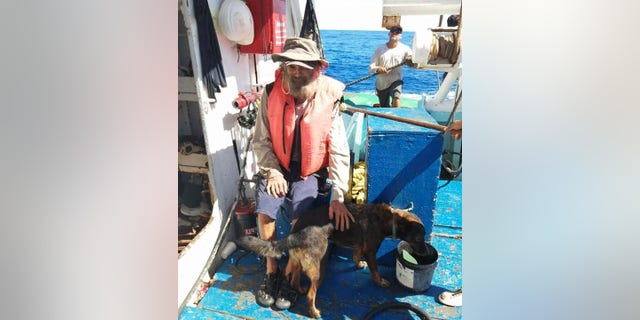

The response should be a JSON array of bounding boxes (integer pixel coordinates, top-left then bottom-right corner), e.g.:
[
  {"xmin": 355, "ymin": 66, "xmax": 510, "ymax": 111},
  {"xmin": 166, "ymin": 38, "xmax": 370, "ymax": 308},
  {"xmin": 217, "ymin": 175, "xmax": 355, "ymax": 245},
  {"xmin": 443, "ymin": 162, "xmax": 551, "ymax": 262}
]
[{"xmin": 390, "ymin": 26, "xmax": 403, "ymax": 34}]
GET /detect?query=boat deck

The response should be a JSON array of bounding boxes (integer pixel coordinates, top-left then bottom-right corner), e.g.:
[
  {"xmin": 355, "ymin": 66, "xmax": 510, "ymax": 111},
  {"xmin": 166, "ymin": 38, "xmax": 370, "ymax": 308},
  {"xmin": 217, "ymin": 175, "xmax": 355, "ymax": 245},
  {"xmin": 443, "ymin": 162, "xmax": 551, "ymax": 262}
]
[{"xmin": 180, "ymin": 180, "xmax": 461, "ymax": 320}]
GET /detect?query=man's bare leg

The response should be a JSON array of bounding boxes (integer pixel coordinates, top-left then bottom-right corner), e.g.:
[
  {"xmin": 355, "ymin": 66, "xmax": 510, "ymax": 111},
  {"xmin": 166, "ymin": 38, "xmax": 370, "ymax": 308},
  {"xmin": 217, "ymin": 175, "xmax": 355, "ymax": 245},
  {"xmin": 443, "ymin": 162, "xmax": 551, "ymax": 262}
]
[
  {"xmin": 392, "ymin": 97, "xmax": 401, "ymax": 107},
  {"xmin": 256, "ymin": 212, "xmax": 279, "ymax": 307},
  {"xmin": 258, "ymin": 213, "xmax": 277, "ymax": 273}
]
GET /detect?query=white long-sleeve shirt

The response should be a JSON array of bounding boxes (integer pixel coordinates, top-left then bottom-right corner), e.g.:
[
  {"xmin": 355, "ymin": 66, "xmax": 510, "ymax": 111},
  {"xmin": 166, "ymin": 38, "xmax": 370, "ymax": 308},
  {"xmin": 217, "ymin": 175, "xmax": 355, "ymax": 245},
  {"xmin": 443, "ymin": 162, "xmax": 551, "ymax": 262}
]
[{"xmin": 369, "ymin": 42, "xmax": 412, "ymax": 91}]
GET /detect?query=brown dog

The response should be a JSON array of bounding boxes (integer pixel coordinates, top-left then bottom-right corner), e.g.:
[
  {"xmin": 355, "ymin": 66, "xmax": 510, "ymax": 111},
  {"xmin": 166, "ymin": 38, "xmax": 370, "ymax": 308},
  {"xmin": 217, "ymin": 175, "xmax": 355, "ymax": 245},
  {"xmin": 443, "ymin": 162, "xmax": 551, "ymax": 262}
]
[
  {"xmin": 235, "ymin": 223, "xmax": 334, "ymax": 318},
  {"xmin": 236, "ymin": 202, "xmax": 428, "ymax": 318}
]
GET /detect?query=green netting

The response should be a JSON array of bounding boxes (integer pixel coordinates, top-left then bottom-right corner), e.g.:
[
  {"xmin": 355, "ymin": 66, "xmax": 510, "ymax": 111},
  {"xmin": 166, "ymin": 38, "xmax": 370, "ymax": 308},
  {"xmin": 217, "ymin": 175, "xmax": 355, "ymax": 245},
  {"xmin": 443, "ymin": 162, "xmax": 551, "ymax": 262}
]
[{"xmin": 342, "ymin": 92, "xmax": 419, "ymax": 108}]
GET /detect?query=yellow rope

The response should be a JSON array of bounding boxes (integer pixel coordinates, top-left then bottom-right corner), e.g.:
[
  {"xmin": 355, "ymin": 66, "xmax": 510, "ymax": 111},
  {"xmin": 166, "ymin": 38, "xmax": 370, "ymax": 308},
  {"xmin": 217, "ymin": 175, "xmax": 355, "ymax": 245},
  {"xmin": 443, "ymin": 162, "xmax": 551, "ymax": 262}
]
[{"xmin": 350, "ymin": 161, "xmax": 367, "ymax": 204}]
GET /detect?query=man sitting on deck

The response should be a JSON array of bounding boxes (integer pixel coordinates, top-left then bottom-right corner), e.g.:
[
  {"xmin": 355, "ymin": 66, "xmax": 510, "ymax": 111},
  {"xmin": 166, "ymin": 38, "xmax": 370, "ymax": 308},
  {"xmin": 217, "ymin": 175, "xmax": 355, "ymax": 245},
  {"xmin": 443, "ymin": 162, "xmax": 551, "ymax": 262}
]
[{"xmin": 252, "ymin": 37, "xmax": 354, "ymax": 310}]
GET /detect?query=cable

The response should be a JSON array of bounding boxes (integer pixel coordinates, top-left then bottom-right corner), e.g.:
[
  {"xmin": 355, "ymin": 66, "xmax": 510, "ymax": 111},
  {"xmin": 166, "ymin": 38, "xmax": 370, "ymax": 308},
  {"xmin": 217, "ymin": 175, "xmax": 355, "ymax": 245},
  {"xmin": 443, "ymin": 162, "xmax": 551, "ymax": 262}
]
[
  {"xmin": 363, "ymin": 301, "xmax": 432, "ymax": 320},
  {"xmin": 231, "ymin": 250, "xmax": 265, "ymax": 275},
  {"xmin": 438, "ymin": 166, "xmax": 461, "ymax": 190}
]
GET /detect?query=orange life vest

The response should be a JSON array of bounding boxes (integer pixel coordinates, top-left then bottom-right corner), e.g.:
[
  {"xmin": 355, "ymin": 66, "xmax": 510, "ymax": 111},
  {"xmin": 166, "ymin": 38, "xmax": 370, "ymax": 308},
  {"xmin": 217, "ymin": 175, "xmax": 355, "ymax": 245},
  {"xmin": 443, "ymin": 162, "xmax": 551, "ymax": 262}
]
[{"xmin": 267, "ymin": 69, "xmax": 345, "ymax": 178}]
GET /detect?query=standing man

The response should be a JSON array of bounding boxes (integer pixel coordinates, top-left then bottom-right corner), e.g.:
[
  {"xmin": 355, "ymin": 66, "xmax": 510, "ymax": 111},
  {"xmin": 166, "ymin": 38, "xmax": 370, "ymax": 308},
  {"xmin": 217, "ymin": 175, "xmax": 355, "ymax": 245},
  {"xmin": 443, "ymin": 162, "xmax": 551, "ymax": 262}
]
[
  {"xmin": 252, "ymin": 37, "xmax": 354, "ymax": 310},
  {"xmin": 369, "ymin": 25, "xmax": 413, "ymax": 108}
]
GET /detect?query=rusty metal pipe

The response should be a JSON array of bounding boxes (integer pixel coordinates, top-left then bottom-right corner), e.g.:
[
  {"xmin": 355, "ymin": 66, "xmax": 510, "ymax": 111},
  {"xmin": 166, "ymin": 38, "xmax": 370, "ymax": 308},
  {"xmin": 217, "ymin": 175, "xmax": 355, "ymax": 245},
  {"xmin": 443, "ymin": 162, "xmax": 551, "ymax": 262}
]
[{"xmin": 343, "ymin": 106, "xmax": 447, "ymax": 132}]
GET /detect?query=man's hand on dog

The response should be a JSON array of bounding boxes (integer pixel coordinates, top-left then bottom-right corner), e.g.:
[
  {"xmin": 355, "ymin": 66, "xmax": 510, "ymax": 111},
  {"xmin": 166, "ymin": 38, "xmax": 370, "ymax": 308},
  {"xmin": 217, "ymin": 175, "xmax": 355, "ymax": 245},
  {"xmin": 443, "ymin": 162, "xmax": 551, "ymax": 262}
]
[
  {"xmin": 329, "ymin": 201, "xmax": 354, "ymax": 231},
  {"xmin": 266, "ymin": 175, "xmax": 288, "ymax": 197}
]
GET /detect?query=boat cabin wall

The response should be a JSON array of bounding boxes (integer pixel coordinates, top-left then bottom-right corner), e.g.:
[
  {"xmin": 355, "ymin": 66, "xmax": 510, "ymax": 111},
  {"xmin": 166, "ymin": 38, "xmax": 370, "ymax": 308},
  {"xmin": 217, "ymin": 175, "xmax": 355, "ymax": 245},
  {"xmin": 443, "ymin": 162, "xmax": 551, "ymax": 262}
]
[{"xmin": 181, "ymin": 0, "xmax": 302, "ymax": 216}]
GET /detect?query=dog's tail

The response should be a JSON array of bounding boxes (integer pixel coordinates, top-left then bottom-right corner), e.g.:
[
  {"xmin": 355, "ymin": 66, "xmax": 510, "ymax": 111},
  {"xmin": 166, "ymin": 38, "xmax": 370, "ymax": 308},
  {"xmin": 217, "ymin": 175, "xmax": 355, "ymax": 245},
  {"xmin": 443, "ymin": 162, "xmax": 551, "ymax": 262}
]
[
  {"xmin": 234, "ymin": 236, "xmax": 286, "ymax": 258},
  {"xmin": 235, "ymin": 223, "xmax": 334, "ymax": 259}
]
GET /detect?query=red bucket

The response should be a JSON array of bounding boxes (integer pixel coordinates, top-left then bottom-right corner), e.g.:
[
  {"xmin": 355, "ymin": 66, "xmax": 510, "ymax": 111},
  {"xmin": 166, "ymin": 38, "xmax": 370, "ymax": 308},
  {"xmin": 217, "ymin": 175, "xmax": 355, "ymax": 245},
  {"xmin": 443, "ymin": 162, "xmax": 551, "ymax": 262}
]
[{"xmin": 235, "ymin": 200, "xmax": 257, "ymax": 237}]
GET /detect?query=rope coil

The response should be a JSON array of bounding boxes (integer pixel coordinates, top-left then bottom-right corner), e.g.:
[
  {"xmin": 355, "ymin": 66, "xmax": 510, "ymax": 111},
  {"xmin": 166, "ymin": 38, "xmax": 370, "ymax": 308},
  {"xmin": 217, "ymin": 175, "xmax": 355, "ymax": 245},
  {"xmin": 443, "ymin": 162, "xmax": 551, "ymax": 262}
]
[{"xmin": 429, "ymin": 31, "xmax": 458, "ymax": 64}]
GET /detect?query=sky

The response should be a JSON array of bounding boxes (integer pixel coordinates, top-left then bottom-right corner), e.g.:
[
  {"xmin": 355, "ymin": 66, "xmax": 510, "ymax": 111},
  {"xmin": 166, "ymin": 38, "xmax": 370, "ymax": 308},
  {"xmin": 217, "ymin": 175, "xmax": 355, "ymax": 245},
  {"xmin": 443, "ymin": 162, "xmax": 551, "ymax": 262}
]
[{"xmin": 307, "ymin": 0, "xmax": 441, "ymax": 31}]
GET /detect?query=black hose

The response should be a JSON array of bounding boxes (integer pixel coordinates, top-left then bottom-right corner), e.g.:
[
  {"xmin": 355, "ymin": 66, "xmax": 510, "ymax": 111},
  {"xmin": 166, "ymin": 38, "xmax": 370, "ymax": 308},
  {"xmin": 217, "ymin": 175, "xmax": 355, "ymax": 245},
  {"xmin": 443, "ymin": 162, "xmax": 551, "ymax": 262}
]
[
  {"xmin": 231, "ymin": 250, "xmax": 265, "ymax": 275},
  {"xmin": 363, "ymin": 301, "xmax": 432, "ymax": 320}
]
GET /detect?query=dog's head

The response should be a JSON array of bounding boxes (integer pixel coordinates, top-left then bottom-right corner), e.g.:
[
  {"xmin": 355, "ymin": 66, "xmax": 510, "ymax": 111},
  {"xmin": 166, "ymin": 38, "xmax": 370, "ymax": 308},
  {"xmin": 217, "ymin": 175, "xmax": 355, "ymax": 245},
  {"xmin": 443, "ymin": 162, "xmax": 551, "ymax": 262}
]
[{"xmin": 391, "ymin": 208, "xmax": 428, "ymax": 256}]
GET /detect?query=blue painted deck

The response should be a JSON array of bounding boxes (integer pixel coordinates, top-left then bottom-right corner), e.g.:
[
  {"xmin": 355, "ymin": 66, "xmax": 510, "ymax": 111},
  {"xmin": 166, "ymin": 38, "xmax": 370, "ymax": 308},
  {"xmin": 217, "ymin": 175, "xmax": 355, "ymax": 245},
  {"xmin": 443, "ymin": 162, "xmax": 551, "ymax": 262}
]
[{"xmin": 180, "ymin": 180, "xmax": 462, "ymax": 320}]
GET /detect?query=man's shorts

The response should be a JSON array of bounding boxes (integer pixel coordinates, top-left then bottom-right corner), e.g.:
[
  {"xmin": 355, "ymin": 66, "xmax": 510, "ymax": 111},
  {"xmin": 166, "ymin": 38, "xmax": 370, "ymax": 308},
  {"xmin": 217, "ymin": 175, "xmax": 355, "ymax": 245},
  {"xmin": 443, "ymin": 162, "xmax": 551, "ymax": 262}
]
[
  {"xmin": 376, "ymin": 80, "xmax": 403, "ymax": 107},
  {"xmin": 255, "ymin": 174, "xmax": 319, "ymax": 220}
]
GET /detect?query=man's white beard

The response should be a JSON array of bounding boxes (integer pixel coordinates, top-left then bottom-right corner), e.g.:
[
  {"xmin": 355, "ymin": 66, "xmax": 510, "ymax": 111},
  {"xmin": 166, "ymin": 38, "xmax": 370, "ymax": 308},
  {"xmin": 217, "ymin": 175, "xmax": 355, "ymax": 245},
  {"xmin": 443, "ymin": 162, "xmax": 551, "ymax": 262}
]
[{"xmin": 284, "ymin": 71, "xmax": 318, "ymax": 101}]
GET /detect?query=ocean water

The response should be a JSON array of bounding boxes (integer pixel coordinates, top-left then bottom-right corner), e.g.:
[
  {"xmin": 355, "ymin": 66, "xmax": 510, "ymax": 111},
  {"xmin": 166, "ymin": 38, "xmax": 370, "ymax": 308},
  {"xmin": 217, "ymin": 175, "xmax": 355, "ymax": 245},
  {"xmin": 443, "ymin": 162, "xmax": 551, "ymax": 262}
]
[{"xmin": 321, "ymin": 29, "xmax": 444, "ymax": 98}]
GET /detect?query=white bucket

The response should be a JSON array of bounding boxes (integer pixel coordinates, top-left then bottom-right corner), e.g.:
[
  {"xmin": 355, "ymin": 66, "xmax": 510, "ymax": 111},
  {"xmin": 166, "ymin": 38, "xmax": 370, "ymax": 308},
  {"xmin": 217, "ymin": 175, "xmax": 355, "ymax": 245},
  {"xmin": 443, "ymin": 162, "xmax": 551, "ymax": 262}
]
[{"xmin": 396, "ymin": 241, "xmax": 438, "ymax": 292}]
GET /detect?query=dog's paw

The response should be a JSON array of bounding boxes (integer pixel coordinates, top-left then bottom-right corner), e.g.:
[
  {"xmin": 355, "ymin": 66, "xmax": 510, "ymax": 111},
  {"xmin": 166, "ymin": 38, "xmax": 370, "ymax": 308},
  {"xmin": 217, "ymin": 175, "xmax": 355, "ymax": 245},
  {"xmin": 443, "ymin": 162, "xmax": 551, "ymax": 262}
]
[
  {"xmin": 309, "ymin": 307, "xmax": 322, "ymax": 318},
  {"xmin": 355, "ymin": 261, "xmax": 367, "ymax": 269}
]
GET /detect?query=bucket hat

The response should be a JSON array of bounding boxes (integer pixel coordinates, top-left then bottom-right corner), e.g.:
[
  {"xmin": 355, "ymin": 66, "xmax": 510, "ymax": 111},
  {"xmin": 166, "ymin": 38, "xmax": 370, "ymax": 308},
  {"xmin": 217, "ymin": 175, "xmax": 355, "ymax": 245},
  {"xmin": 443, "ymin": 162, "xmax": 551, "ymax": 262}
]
[{"xmin": 272, "ymin": 37, "xmax": 328, "ymax": 68}]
